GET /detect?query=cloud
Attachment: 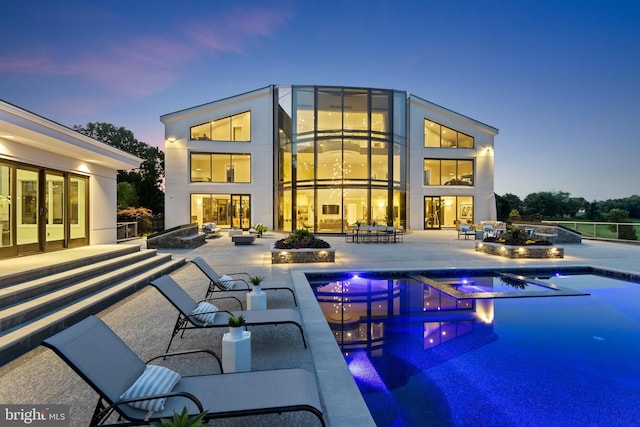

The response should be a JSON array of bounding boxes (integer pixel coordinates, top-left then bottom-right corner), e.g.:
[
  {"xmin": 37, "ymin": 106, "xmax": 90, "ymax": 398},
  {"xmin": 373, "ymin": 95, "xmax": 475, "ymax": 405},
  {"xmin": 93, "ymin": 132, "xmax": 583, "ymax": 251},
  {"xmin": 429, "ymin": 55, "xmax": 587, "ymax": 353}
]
[
  {"xmin": 0, "ymin": 6, "xmax": 294, "ymax": 96},
  {"xmin": 185, "ymin": 7, "xmax": 294, "ymax": 54}
]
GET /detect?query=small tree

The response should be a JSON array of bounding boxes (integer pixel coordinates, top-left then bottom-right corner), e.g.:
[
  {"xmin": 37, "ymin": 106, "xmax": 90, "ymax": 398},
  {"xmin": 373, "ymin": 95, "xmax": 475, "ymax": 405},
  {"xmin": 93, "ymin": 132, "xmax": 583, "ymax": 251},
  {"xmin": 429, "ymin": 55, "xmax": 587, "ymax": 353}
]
[
  {"xmin": 508, "ymin": 209, "xmax": 522, "ymax": 222},
  {"xmin": 607, "ymin": 208, "xmax": 637, "ymax": 240}
]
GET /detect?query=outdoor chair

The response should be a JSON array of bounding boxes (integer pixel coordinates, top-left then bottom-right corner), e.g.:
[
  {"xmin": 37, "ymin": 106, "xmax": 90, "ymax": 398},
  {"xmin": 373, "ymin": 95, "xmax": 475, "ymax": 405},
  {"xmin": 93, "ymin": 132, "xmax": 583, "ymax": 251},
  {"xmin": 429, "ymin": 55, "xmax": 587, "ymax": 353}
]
[
  {"xmin": 150, "ymin": 275, "xmax": 307, "ymax": 352},
  {"xmin": 458, "ymin": 225, "xmax": 476, "ymax": 239},
  {"xmin": 190, "ymin": 256, "xmax": 298, "ymax": 306},
  {"xmin": 483, "ymin": 224, "xmax": 495, "ymax": 238},
  {"xmin": 42, "ymin": 315, "xmax": 325, "ymax": 427}
]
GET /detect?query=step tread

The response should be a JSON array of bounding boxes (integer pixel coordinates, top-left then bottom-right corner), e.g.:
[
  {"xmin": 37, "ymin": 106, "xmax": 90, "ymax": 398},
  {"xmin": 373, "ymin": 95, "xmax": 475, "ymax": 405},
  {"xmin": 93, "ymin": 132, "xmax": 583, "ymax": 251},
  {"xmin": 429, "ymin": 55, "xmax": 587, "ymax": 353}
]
[
  {"xmin": 0, "ymin": 249, "xmax": 158, "ymax": 301},
  {"xmin": 0, "ymin": 254, "xmax": 173, "ymax": 322},
  {"xmin": 0, "ymin": 257, "xmax": 185, "ymax": 363},
  {"xmin": 0, "ymin": 245, "xmax": 142, "ymax": 286}
]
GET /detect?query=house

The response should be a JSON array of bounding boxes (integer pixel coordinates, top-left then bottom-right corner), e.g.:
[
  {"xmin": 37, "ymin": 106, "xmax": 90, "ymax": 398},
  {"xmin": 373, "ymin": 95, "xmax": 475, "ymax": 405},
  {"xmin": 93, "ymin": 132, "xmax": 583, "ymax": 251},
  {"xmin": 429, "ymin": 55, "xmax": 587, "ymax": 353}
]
[
  {"xmin": 0, "ymin": 100, "xmax": 142, "ymax": 259},
  {"xmin": 160, "ymin": 85, "xmax": 498, "ymax": 233}
]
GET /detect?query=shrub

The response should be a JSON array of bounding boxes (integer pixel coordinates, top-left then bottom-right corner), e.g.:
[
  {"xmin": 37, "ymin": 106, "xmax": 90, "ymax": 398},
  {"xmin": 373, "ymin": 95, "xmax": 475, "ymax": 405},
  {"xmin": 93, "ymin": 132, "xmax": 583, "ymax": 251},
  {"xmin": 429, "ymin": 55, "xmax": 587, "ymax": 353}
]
[
  {"xmin": 117, "ymin": 207, "xmax": 153, "ymax": 234},
  {"xmin": 274, "ymin": 229, "xmax": 331, "ymax": 249}
]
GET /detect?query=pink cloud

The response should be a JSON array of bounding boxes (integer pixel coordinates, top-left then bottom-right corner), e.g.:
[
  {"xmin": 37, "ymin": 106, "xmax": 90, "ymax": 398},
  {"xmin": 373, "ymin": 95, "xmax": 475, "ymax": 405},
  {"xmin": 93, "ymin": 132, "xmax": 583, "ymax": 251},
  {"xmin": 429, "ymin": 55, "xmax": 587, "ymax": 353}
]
[
  {"xmin": 185, "ymin": 7, "xmax": 294, "ymax": 54},
  {"xmin": 0, "ymin": 6, "xmax": 294, "ymax": 97}
]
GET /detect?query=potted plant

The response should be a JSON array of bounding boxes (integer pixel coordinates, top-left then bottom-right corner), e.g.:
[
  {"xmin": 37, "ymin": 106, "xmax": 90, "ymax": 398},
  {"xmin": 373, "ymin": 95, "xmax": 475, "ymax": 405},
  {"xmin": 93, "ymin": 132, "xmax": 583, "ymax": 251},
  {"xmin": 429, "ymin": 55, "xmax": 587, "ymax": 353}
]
[
  {"xmin": 249, "ymin": 275, "xmax": 264, "ymax": 292},
  {"xmin": 151, "ymin": 408, "xmax": 207, "ymax": 427},
  {"xmin": 228, "ymin": 314, "xmax": 246, "ymax": 339}
]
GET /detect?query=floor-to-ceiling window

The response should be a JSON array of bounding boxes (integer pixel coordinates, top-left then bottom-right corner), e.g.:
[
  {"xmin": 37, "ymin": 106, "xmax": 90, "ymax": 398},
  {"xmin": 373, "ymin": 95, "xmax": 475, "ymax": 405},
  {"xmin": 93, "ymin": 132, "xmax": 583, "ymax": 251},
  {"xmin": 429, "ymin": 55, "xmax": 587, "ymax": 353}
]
[
  {"xmin": 278, "ymin": 86, "xmax": 406, "ymax": 233},
  {"xmin": 0, "ymin": 161, "xmax": 89, "ymax": 258},
  {"xmin": 190, "ymin": 193, "xmax": 251, "ymax": 230},
  {"xmin": 424, "ymin": 196, "xmax": 474, "ymax": 229}
]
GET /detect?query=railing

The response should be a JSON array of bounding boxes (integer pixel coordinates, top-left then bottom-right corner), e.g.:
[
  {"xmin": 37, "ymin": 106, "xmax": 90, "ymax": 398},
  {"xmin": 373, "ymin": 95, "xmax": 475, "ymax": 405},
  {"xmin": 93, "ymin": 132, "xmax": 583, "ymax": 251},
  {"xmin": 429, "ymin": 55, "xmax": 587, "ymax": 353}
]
[
  {"xmin": 116, "ymin": 222, "xmax": 138, "ymax": 241},
  {"xmin": 547, "ymin": 221, "xmax": 639, "ymax": 242}
]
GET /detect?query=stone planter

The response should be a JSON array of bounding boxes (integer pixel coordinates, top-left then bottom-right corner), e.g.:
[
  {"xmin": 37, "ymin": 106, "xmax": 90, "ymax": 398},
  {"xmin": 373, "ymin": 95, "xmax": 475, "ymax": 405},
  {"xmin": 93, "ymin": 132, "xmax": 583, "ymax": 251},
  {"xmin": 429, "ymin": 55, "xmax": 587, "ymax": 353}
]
[
  {"xmin": 271, "ymin": 246, "xmax": 335, "ymax": 264},
  {"xmin": 475, "ymin": 241, "xmax": 564, "ymax": 259}
]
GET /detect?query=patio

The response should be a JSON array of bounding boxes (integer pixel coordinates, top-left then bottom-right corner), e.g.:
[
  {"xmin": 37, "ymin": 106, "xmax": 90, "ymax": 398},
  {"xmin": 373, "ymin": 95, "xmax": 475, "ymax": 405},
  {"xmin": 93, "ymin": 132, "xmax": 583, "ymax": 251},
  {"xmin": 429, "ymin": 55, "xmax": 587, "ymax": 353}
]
[{"xmin": 1, "ymin": 230, "xmax": 640, "ymax": 426}]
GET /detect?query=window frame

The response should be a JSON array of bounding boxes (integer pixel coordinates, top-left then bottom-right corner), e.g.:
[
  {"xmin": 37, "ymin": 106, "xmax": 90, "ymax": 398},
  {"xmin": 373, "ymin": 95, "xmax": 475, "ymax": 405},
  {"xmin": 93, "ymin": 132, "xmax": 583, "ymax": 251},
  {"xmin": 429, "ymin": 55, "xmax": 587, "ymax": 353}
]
[
  {"xmin": 190, "ymin": 152, "xmax": 252, "ymax": 183},
  {"xmin": 190, "ymin": 111, "xmax": 251, "ymax": 142},
  {"xmin": 424, "ymin": 118, "xmax": 474, "ymax": 149},
  {"xmin": 423, "ymin": 158, "xmax": 474, "ymax": 186}
]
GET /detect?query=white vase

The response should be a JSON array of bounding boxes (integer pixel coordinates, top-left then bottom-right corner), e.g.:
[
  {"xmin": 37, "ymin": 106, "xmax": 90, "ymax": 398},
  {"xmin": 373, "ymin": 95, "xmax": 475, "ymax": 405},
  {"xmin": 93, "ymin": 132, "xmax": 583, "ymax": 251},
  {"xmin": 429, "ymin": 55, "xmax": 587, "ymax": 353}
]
[
  {"xmin": 228, "ymin": 326, "xmax": 243, "ymax": 340},
  {"xmin": 252, "ymin": 284, "xmax": 262, "ymax": 294}
]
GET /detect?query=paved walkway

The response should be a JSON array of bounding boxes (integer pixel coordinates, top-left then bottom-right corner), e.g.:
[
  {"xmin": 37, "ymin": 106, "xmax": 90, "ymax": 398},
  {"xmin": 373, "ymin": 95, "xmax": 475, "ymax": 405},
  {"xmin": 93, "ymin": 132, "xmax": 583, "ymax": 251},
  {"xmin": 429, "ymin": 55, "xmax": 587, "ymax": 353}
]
[{"xmin": 1, "ymin": 231, "xmax": 640, "ymax": 426}]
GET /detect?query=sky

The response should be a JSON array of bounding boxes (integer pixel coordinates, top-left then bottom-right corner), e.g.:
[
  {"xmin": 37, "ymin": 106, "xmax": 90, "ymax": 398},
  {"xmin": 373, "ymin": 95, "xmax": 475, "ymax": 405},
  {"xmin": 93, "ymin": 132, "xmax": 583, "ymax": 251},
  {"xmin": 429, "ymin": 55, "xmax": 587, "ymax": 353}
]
[{"xmin": 1, "ymin": 0, "xmax": 639, "ymax": 201}]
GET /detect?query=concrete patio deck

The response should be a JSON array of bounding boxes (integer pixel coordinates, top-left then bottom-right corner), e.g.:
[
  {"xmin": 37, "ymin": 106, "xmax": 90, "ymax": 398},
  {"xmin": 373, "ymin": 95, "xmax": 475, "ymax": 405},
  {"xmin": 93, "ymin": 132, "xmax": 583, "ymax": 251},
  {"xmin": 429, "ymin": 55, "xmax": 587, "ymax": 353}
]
[{"xmin": 1, "ymin": 230, "xmax": 640, "ymax": 426}]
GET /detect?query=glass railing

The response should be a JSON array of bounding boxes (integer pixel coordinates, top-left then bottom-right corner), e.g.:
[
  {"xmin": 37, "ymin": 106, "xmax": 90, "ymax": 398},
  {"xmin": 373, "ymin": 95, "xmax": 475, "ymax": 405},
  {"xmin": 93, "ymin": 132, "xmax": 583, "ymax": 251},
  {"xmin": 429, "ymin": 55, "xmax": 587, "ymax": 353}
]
[{"xmin": 548, "ymin": 221, "xmax": 640, "ymax": 242}]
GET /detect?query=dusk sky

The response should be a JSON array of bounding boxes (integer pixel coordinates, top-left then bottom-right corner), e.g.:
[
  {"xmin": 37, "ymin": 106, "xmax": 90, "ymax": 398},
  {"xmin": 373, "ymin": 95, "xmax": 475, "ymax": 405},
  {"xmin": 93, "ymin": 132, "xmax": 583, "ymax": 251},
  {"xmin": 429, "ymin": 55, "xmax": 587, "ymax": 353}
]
[{"xmin": 2, "ymin": 1, "xmax": 639, "ymax": 201}]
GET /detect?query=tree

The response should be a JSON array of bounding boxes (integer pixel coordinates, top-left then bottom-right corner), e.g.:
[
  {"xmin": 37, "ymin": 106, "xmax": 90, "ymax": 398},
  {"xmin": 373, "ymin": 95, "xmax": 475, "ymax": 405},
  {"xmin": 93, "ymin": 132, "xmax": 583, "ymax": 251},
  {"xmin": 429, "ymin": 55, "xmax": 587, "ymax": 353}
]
[
  {"xmin": 523, "ymin": 191, "xmax": 571, "ymax": 219},
  {"xmin": 606, "ymin": 208, "xmax": 637, "ymax": 241},
  {"xmin": 496, "ymin": 193, "xmax": 523, "ymax": 222},
  {"xmin": 117, "ymin": 182, "xmax": 138, "ymax": 210},
  {"xmin": 74, "ymin": 122, "xmax": 164, "ymax": 214}
]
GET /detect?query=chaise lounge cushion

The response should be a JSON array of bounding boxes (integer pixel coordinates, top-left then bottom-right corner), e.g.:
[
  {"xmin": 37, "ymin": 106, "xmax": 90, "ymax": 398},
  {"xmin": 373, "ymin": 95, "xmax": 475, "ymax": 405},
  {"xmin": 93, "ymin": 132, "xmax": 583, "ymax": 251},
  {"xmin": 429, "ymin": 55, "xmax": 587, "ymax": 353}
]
[
  {"xmin": 191, "ymin": 301, "xmax": 218, "ymax": 324},
  {"xmin": 120, "ymin": 364, "xmax": 181, "ymax": 412}
]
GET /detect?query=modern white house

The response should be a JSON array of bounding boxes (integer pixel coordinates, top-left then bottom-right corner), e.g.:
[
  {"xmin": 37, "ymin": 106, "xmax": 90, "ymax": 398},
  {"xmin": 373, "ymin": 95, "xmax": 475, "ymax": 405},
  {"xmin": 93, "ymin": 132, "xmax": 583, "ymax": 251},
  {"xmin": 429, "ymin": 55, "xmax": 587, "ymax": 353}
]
[
  {"xmin": 0, "ymin": 100, "xmax": 142, "ymax": 259},
  {"xmin": 160, "ymin": 85, "xmax": 498, "ymax": 233}
]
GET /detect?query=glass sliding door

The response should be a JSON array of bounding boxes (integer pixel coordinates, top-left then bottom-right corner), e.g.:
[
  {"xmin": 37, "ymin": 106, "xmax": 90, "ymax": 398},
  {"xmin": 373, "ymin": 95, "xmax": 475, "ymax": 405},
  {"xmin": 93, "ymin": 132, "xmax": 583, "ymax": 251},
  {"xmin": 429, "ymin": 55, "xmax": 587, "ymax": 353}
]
[
  {"xmin": 69, "ymin": 175, "xmax": 88, "ymax": 246},
  {"xmin": 45, "ymin": 172, "xmax": 65, "ymax": 250},
  {"xmin": 0, "ymin": 163, "xmax": 12, "ymax": 255},
  {"xmin": 232, "ymin": 195, "xmax": 251, "ymax": 230},
  {"xmin": 424, "ymin": 196, "xmax": 441, "ymax": 229},
  {"xmin": 16, "ymin": 168, "xmax": 39, "ymax": 254},
  {"xmin": 0, "ymin": 164, "xmax": 90, "ymax": 258}
]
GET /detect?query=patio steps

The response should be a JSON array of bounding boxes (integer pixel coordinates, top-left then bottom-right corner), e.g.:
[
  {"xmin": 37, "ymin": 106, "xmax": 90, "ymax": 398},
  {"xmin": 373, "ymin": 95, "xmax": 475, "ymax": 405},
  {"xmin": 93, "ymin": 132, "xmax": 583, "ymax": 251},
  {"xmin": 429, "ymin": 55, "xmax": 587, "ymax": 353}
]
[{"xmin": 0, "ymin": 245, "xmax": 185, "ymax": 366}]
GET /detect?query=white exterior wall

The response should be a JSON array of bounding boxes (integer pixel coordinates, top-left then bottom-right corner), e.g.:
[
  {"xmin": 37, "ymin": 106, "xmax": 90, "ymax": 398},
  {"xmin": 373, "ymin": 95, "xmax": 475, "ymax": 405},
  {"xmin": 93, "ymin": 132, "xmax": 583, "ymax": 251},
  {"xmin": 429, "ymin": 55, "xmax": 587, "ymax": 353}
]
[
  {"xmin": 161, "ymin": 87, "xmax": 498, "ymax": 232},
  {"xmin": 0, "ymin": 100, "xmax": 142, "ymax": 249},
  {"xmin": 161, "ymin": 87, "xmax": 275, "ymax": 230},
  {"xmin": 407, "ymin": 97, "xmax": 498, "ymax": 229}
]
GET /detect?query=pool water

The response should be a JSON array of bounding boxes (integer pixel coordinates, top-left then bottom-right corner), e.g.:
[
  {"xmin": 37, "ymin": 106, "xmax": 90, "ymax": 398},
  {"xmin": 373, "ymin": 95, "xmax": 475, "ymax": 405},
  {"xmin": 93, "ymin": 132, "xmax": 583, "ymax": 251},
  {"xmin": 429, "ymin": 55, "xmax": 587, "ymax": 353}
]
[{"xmin": 312, "ymin": 272, "xmax": 640, "ymax": 427}]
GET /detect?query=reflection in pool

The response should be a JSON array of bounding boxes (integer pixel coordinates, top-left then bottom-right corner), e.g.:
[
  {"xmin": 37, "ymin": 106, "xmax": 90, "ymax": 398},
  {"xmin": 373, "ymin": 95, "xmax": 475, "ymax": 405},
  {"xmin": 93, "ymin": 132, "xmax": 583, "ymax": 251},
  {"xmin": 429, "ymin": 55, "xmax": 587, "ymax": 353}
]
[{"xmin": 309, "ymin": 268, "xmax": 640, "ymax": 427}]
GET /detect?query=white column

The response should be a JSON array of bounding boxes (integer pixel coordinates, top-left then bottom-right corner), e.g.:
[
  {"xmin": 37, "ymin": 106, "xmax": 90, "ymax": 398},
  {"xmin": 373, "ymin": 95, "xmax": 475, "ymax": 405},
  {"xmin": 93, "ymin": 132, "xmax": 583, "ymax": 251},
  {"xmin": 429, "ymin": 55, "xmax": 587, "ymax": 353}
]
[
  {"xmin": 222, "ymin": 330, "xmax": 251, "ymax": 373},
  {"xmin": 247, "ymin": 286, "xmax": 267, "ymax": 310}
]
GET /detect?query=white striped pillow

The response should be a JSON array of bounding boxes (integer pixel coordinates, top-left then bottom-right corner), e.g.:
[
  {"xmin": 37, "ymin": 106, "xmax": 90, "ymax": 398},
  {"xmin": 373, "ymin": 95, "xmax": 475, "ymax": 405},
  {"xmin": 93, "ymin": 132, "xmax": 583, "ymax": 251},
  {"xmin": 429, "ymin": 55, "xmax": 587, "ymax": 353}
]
[
  {"xmin": 120, "ymin": 364, "xmax": 181, "ymax": 412},
  {"xmin": 191, "ymin": 301, "xmax": 218, "ymax": 324},
  {"xmin": 218, "ymin": 274, "xmax": 242, "ymax": 290}
]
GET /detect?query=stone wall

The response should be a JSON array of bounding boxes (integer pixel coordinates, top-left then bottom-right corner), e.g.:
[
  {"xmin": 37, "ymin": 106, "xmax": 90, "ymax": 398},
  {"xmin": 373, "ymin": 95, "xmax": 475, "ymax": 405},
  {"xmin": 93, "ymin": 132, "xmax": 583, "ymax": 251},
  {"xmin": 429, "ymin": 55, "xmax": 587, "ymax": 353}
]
[
  {"xmin": 475, "ymin": 241, "xmax": 564, "ymax": 258},
  {"xmin": 147, "ymin": 225, "xmax": 205, "ymax": 249},
  {"xmin": 513, "ymin": 224, "xmax": 582, "ymax": 244},
  {"xmin": 271, "ymin": 247, "xmax": 335, "ymax": 264}
]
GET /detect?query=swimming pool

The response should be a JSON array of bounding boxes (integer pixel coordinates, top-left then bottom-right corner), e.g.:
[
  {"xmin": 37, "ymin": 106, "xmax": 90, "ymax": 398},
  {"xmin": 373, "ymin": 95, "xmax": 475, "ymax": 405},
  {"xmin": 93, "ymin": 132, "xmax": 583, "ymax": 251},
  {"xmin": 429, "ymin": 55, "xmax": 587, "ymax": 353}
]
[{"xmin": 309, "ymin": 267, "xmax": 640, "ymax": 427}]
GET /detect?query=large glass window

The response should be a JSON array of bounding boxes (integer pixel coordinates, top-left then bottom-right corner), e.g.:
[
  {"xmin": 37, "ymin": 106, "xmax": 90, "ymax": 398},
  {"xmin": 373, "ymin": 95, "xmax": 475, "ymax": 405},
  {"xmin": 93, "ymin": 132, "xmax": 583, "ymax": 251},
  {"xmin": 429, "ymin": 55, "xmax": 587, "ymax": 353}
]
[
  {"xmin": 190, "ymin": 111, "xmax": 251, "ymax": 142},
  {"xmin": 190, "ymin": 193, "xmax": 250, "ymax": 229},
  {"xmin": 279, "ymin": 86, "xmax": 407, "ymax": 232},
  {"xmin": 424, "ymin": 119, "xmax": 474, "ymax": 148},
  {"xmin": 426, "ymin": 196, "xmax": 474, "ymax": 228},
  {"xmin": 190, "ymin": 153, "xmax": 251, "ymax": 183},
  {"xmin": 424, "ymin": 159, "xmax": 474, "ymax": 186}
]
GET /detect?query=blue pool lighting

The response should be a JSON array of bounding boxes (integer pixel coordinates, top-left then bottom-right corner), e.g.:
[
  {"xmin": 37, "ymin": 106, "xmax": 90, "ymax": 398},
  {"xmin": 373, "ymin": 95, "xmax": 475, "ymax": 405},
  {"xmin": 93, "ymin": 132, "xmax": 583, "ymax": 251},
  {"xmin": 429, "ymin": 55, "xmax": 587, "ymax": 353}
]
[{"xmin": 309, "ymin": 267, "xmax": 640, "ymax": 426}]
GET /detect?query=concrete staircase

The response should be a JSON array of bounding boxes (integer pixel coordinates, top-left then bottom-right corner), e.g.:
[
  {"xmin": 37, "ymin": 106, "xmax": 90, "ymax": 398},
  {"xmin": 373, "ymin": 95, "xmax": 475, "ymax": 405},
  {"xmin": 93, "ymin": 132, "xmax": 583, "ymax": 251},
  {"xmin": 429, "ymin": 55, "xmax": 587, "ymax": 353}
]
[{"xmin": 0, "ymin": 245, "xmax": 185, "ymax": 366}]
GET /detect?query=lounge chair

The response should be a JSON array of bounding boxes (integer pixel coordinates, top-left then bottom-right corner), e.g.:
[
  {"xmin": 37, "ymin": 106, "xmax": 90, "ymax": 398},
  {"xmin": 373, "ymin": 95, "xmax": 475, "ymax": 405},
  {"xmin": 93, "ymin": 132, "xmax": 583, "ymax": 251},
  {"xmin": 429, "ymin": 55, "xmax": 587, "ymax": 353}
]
[
  {"xmin": 42, "ymin": 316, "xmax": 325, "ymax": 427},
  {"xmin": 149, "ymin": 275, "xmax": 307, "ymax": 352},
  {"xmin": 190, "ymin": 257, "xmax": 298, "ymax": 306}
]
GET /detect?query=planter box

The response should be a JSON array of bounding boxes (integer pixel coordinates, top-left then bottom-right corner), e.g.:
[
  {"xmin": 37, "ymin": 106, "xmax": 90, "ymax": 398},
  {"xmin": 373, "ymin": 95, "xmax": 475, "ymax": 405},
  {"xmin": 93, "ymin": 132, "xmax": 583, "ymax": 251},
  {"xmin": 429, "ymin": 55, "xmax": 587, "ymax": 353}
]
[
  {"xmin": 475, "ymin": 241, "xmax": 564, "ymax": 259},
  {"xmin": 271, "ymin": 246, "xmax": 335, "ymax": 264}
]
